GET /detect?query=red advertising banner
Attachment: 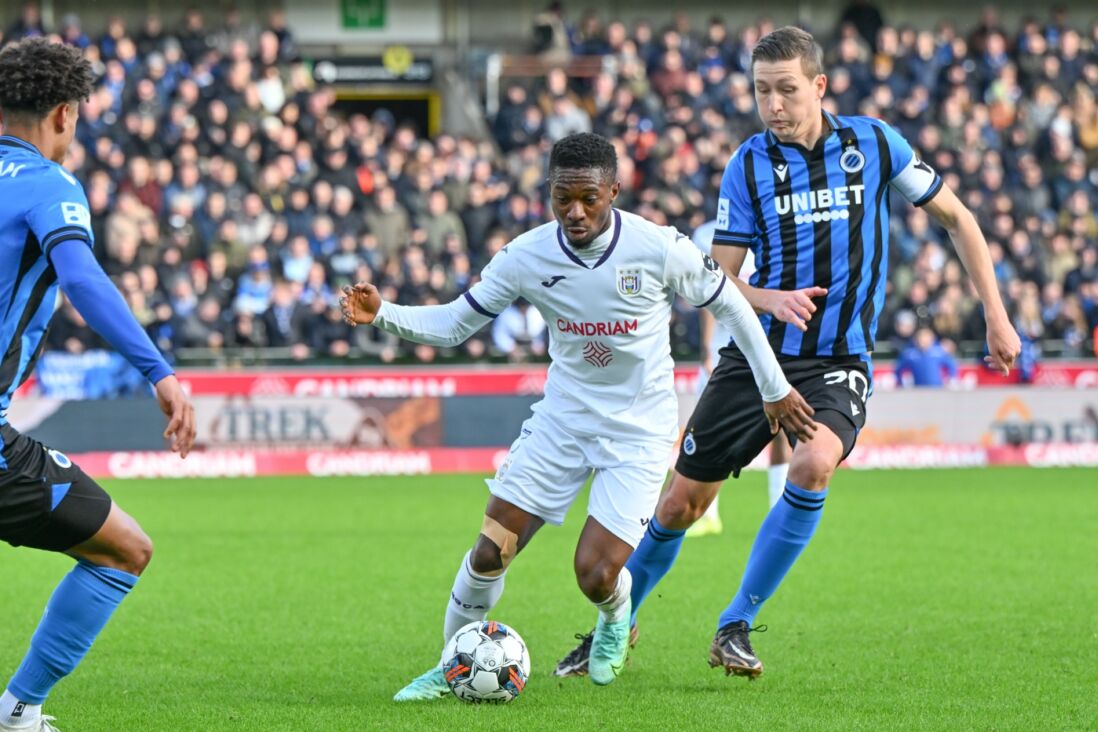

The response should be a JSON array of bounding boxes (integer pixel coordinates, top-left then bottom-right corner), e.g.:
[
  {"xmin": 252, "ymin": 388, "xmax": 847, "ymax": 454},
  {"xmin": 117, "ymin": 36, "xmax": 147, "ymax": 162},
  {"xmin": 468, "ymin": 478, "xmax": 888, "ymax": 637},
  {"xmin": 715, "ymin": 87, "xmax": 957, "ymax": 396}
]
[
  {"xmin": 16, "ymin": 361, "xmax": 1098, "ymax": 400},
  {"xmin": 67, "ymin": 441, "xmax": 1098, "ymax": 480},
  {"xmin": 72, "ymin": 447, "xmax": 509, "ymax": 479},
  {"xmin": 167, "ymin": 362, "xmax": 1098, "ymax": 397}
]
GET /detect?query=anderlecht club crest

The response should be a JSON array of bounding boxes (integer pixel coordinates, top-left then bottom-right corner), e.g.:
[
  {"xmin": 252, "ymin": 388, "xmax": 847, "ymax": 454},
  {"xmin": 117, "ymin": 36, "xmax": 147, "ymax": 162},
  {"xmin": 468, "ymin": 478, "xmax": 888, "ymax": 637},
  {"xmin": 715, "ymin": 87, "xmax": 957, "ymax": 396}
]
[{"xmin": 616, "ymin": 266, "xmax": 642, "ymax": 296}]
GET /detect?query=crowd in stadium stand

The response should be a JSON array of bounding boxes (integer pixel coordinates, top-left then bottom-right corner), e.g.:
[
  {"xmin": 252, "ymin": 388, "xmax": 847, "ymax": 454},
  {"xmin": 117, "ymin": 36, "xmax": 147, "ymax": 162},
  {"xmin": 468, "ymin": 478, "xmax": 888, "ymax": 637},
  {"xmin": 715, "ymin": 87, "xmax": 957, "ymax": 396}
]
[{"xmin": 3, "ymin": 3, "xmax": 1097, "ymax": 367}]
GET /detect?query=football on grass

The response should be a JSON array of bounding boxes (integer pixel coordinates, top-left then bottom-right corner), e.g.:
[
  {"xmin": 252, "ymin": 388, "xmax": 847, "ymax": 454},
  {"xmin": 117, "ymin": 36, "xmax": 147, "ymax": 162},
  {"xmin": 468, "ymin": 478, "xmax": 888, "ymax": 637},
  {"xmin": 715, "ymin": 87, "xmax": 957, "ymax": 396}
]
[{"xmin": 443, "ymin": 620, "xmax": 531, "ymax": 703}]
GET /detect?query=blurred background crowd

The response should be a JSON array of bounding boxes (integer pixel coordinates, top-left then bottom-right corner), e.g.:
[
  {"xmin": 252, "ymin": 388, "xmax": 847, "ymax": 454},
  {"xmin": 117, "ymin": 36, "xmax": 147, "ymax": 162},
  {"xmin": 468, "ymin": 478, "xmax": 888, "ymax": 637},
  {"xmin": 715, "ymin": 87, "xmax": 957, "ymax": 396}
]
[{"xmin": 4, "ymin": 2, "xmax": 1097, "ymax": 367}]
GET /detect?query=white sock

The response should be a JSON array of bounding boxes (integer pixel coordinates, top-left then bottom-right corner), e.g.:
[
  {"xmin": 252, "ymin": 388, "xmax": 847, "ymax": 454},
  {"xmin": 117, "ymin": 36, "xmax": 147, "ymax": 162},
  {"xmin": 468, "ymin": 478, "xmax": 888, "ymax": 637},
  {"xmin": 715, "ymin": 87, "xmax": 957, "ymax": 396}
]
[
  {"xmin": 595, "ymin": 567, "xmax": 632, "ymax": 624},
  {"xmin": 442, "ymin": 551, "xmax": 506, "ymax": 652},
  {"xmin": 768, "ymin": 463, "xmax": 790, "ymax": 508},
  {"xmin": 702, "ymin": 494, "xmax": 720, "ymax": 520},
  {"xmin": 0, "ymin": 689, "xmax": 40, "ymax": 728}
]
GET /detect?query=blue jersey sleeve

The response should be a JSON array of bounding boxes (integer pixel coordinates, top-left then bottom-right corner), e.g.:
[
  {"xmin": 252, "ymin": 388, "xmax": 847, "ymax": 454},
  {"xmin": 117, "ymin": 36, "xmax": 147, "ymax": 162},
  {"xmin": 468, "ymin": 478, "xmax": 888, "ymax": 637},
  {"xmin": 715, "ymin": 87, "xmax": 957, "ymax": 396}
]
[
  {"xmin": 24, "ymin": 167, "xmax": 96, "ymax": 256},
  {"xmin": 713, "ymin": 146, "xmax": 757, "ymax": 247},
  {"xmin": 50, "ymin": 240, "xmax": 174, "ymax": 385},
  {"xmin": 875, "ymin": 120, "xmax": 943, "ymax": 206}
]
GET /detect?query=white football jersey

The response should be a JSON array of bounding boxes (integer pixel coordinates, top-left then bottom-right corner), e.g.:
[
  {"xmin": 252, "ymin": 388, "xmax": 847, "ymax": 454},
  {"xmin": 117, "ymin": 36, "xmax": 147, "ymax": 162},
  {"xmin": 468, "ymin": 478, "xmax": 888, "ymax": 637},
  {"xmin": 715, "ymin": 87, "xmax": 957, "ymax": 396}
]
[
  {"xmin": 466, "ymin": 209, "xmax": 728, "ymax": 441},
  {"xmin": 693, "ymin": 219, "xmax": 754, "ymax": 368}
]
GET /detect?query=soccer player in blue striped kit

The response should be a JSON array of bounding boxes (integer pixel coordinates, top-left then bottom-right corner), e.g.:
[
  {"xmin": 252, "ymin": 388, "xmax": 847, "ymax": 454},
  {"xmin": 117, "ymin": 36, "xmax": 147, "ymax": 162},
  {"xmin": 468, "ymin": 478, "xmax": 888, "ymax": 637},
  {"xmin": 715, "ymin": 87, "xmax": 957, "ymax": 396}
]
[
  {"xmin": 555, "ymin": 26, "xmax": 1021, "ymax": 680},
  {"xmin": 0, "ymin": 39, "xmax": 195, "ymax": 730}
]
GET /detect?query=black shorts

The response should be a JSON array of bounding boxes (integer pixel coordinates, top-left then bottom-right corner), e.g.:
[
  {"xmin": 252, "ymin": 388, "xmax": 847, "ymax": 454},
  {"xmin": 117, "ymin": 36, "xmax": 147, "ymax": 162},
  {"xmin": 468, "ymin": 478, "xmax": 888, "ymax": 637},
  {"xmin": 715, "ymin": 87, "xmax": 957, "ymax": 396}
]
[
  {"xmin": 0, "ymin": 423, "xmax": 112, "ymax": 552},
  {"xmin": 676, "ymin": 346, "xmax": 871, "ymax": 483}
]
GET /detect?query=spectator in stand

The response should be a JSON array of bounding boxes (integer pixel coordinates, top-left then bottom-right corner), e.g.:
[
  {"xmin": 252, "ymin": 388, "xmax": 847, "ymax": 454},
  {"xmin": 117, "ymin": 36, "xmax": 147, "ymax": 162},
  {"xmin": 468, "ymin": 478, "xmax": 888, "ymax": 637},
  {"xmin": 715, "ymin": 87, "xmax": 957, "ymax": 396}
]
[
  {"xmin": 6, "ymin": 2, "xmax": 46, "ymax": 41},
  {"xmin": 262, "ymin": 280, "xmax": 308, "ymax": 349},
  {"xmin": 896, "ymin": 327, "xmax": 960, "ymax": 387},
  {"xmin": 180, "ymin": 296, "xmax": 227, "ymax": 350}
]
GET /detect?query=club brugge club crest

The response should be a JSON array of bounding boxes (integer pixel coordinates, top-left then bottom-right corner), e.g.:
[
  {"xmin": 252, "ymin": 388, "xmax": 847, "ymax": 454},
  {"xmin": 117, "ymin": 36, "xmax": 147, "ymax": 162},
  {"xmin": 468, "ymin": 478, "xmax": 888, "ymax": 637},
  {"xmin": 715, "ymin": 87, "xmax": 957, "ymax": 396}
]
[{"xmin": 616, "ymin": 266, "xmax": 642, "ymax": 296}]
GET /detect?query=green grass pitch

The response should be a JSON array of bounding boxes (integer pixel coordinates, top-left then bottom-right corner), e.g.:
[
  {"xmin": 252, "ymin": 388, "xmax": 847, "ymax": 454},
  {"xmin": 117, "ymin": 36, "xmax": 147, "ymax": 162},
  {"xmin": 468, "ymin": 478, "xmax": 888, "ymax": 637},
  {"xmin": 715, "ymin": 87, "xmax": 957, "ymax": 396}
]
[{"xmin": 3, "ymin": 468, "xmax": 1096, "ymax": 731}]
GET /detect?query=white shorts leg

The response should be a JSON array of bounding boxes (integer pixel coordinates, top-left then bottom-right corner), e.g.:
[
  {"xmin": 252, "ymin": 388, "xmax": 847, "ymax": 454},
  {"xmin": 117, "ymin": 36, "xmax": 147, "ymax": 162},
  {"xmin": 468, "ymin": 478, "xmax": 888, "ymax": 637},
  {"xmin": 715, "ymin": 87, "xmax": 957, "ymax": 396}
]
[
  {"xmin": 486, "ymin": 411, "xmax": 591, "ymax": 525},
  {"xmin": 587, "ymin": 438, "xmax": 674, "ymax": 548}
]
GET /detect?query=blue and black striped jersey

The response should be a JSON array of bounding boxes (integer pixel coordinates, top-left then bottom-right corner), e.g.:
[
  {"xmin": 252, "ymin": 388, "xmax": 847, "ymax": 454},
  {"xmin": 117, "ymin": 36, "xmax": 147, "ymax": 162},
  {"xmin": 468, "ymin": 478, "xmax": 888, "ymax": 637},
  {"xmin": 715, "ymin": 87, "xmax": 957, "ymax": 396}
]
[
  {"xmin": 0, "ymin": 135, "xmax": 94, "ymax": 421},
  {"xmin": 714, "ymin": 112, "xmax": 942, "ymax": 357}
]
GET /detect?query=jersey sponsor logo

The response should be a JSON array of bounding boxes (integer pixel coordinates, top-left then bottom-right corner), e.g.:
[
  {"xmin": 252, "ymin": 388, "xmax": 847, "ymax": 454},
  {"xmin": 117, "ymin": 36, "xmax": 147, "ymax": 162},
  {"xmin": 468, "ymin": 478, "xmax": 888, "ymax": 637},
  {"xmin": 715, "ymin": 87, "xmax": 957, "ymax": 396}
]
[
  {"xmin": 616, "ymin": 266, "xmax": 642, "ymax": 296},
  {"xmin": 540, "ymin": 275, "xmax": 566, "ymax": 288},
  {"xmin": 47, "ymin": 449, "xmax": 72, "ymax": 469},
  {"xmin": 774, "ymin": 184, "xmax": 865, "ymax": 225},
  {"xmin": 582, "ymin": 341, "xmax": 613, "ymax": 367},
  {"xmin": 774, "ymin": 162, "xmax": 789, "ymax": 182},
  {"xmin": 556, "ymin": 318, "xmax": 638, "ymax": 337},
  {"xmin": 702, "ymin": 255, "xmax": 719, "ymax": 272},
  {"xmin": 717, "ymin": 197, "xmax": 730, "ymax": 229},
  {"xmin": 683, "ymin": 432, "xmax": 697, "ymax": 455},
  {"xmin": 61, "ymin": 202, "xmax": 91, "ymax": 231},
  {"xmin": 913, "ymin": 158, "xmax": 934, "ymax": 175},
  {"xmin": 838, "ymin": 148, "xmax": 866, "ymax": 173},
  {"xmin": 0, "ymin": 161, "xmax": 26, "ymax": 178},
  {"xmin": 850, "ymin": 400, "xmax": 860, "ymax": 416}
]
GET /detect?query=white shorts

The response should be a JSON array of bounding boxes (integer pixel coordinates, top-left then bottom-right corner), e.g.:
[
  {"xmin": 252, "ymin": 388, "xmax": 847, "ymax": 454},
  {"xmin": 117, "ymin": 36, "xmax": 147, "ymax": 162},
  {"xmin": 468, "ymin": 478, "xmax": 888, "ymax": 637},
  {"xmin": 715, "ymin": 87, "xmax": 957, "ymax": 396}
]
[{"xmin": 486, "ymin": 409, "xmax": 674, "ymax": 547}]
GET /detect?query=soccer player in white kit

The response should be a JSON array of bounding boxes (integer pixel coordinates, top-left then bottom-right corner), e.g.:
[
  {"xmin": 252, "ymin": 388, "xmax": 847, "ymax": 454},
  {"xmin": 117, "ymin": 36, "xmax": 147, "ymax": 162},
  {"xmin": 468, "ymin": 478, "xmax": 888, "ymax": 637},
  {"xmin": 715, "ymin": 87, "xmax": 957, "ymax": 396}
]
[
  {"xmin": 686, "ymin": 221, "xmax": 791, "ymax": 539},
  {"xmin": 340, "ymin": 133, "xmax": 815, "ymax": 698}
]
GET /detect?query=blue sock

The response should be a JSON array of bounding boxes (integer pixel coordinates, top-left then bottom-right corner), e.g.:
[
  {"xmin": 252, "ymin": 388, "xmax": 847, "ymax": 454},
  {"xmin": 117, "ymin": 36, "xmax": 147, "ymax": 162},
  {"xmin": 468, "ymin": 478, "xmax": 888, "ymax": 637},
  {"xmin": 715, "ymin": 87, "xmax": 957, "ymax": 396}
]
[
  {"xmin": 626, "ymin": 517, "xmax": 687, "ymax": 627},
  {"xmin": 718, "ymin": 482, "xmax": 827, "ymax": 630},
  {"xmin": 8, "ymin": 561, "xmax": 138, "ymax": 704}
]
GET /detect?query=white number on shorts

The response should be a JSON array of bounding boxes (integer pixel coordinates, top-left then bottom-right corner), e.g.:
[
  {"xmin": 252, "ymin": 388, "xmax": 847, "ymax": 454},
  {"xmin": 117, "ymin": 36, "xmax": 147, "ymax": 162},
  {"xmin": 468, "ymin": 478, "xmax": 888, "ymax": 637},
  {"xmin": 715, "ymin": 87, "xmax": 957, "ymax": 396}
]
[{"xmin": 823, "ymin": 369, "xmax": 869, "ymax": 402}]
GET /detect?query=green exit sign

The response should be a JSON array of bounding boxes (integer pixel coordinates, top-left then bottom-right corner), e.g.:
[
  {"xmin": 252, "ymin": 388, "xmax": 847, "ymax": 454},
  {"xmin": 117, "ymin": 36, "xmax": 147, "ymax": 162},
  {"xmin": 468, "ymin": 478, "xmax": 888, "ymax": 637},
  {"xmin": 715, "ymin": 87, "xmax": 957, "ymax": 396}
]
[{"xmin": 342, "ymin": 0, "xmax": 386, "ymax": 29}]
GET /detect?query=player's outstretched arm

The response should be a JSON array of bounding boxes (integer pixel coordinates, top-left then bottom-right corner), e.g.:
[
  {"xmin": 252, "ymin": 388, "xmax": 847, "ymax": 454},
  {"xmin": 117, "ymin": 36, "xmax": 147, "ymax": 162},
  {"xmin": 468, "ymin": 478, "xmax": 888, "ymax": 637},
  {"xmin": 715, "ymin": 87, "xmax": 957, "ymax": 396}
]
[
  {"xmin": 50, "ymin": 240, "xmax": 196, "ymax": 456},
  {"xmin": 710, "ymin": 245, "xmax": 827, "ymax": 331},
  {"xmin": 921, "ymin": 184, "xmax": 1021, "ymax": 375},
  {"xmin": 340, "ymin": 282, "xmax": 495, "ymax": 348}
]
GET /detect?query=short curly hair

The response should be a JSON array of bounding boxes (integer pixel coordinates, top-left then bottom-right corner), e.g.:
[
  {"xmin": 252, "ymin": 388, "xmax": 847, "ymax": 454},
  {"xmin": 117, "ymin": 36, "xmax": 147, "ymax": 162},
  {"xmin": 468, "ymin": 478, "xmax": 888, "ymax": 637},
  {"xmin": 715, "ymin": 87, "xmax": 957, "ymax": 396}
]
[
  {"xmin": 0, "ymin": 38, "xmax": 94, "ymax": 123},
  {"xmin": 549, "ymin": 132, "xmax": 617, "ymax": 183}
]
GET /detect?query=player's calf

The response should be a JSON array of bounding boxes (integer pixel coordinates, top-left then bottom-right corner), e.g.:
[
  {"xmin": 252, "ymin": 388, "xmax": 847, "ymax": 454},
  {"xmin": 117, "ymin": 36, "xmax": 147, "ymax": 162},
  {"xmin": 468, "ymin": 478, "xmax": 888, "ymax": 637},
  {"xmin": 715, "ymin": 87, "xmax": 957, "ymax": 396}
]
[{"xmin": 655, "ymin": 477, "xmax": 721, "ymax": 529}]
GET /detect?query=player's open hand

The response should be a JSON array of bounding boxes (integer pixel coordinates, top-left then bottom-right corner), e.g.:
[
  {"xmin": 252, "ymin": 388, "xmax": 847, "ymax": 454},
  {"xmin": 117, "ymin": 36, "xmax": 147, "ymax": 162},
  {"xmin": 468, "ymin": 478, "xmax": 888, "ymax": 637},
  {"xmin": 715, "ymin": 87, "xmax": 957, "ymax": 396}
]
[
  {"xmin": 763, "ymin": 387, "xmax": 817, "ymax": 441},
  {"xmin": 154, "ymin": 374, "xmax": 196, "ymax": 458},
  {"xmin": 984, "ymin": 318, "xmax": 1022, "ymax": 375},
  {"xmin": 759, "ymin": 287, "xmax": 828, "ymax": 332},
  {"xmin": 340, "ymin": 282, "xmax": 382, "ymax": 326}
]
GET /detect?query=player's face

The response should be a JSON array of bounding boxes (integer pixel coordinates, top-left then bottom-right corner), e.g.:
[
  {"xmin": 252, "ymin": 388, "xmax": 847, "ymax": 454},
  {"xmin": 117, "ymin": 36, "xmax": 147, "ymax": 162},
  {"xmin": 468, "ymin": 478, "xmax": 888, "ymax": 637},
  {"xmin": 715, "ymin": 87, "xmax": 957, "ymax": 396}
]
[
  {"xmin": 549, "ymin": 168, "xmax": 620, "ymax": 248},
  {"xmin": 752, "ymin": 59, "xmax": 826, "ymax": 144}
]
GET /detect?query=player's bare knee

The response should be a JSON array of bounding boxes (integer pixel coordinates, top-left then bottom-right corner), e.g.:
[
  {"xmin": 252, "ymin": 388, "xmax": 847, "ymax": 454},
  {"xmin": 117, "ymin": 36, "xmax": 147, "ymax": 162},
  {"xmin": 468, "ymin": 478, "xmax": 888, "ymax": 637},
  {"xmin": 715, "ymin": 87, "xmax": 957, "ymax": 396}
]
[
  {"xmin": 470, "ymin": 515, "xmax": 519, "ymax": 576},
  {"xmin": 789, "ymin": 453, "xmax": 835, "ymax": 491},
  {"xmin": 575, "ymin": 560, "xmax": 617, "ymax": 603},
  {"xmin": 469, "ymin": 535, "xmax": 505, "ymax": 575},
  {"xmin": 101, "ymin": 526, "xmax": 154, "ymax": 575}
]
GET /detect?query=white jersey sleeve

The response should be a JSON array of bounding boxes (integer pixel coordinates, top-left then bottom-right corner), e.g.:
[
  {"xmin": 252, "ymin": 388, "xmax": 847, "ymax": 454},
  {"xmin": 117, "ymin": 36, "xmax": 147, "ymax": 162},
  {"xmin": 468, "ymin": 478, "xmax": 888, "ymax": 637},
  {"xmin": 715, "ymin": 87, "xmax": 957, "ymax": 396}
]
[
  {"xmin": 372, "ymin": 246, "xmax": 521, "ymax": 346},
  {"xmin": 373, "ymin": 298, "xmax": 491, "ymax": 347},
  {"xmin": 664, "ymin": 234, "xmax": 790, "ymax": 403},
  {"xmin": 464, "ymin": 245, "xmax": 522, "ymax": 317}
]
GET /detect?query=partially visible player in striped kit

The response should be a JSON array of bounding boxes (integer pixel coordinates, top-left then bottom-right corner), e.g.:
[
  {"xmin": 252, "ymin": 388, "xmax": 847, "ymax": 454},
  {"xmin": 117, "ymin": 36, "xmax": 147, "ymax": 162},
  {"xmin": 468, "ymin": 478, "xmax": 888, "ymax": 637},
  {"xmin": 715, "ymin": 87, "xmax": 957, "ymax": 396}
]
[
  {"xmin": 0, "ymin": 39, "xmax": 195, "ymax": 731},
  {"xmin": 555, "ymin": 25, "xmax": 1020, "ymax": 681}
]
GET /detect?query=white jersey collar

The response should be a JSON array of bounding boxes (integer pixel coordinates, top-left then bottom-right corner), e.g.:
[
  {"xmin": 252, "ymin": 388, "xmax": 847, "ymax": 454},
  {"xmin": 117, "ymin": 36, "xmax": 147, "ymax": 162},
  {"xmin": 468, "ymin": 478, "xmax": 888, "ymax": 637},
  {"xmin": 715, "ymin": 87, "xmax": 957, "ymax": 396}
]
[{"xmin": 555, "ymin": 209, "xmax": 621, "ymax": 269}]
